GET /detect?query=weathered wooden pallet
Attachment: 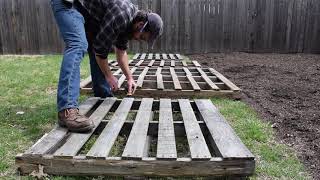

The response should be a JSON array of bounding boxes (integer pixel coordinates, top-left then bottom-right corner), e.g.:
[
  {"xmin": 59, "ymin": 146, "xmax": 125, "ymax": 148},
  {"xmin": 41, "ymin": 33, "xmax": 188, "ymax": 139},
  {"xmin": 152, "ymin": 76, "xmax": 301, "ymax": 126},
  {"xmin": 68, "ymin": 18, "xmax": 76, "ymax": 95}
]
[
  {"xmin": 80, "ymin": 67, "xmax": 241, "ymax": 99},
  {"xmin": 16, "ymin": 97, "xmax": 255, "ymax": 177},
  {"xmin": 109, "ymin": 59, "xmax": 201, "ymax": 67},
  {"xmin": 133, "ymin": 53, "xmax": 183, "ymax": 60}
]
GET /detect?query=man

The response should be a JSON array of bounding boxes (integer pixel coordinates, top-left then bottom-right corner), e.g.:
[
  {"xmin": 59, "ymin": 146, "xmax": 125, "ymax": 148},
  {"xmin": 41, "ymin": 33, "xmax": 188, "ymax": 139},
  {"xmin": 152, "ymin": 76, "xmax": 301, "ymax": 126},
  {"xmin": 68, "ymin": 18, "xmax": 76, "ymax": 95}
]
[{"xmin": 50, "ymin": 0, "xmax": 163, "ymax": 133}]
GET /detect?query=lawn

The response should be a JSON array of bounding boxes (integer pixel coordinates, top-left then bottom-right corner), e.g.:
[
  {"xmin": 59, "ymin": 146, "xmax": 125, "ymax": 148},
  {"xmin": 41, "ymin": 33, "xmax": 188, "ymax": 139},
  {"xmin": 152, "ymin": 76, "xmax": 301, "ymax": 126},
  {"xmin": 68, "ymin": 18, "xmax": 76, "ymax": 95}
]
[{"xmin": 0, "ymin": 55, "xmax": 311, "ymax": 179}]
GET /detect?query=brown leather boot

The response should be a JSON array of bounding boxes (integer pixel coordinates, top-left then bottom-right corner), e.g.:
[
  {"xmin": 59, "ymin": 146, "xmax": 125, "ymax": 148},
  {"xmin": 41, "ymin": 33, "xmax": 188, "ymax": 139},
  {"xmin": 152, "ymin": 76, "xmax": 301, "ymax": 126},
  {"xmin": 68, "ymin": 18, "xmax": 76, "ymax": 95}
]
[{"xmin": 58, "ymin": 108, "xmax": 94, "ymax": 133}]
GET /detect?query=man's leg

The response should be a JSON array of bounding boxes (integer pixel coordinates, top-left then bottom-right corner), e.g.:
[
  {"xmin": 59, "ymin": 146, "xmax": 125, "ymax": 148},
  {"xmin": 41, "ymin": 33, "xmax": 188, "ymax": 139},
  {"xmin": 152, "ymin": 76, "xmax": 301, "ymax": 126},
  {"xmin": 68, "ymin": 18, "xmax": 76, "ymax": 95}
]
[
  {"xmin": 51, "ymin": 0, "xmax": 93, "ymax": 132},
  {"xmin": 88, "ymin": 47, "xmax": 113, "ymax": 97}
]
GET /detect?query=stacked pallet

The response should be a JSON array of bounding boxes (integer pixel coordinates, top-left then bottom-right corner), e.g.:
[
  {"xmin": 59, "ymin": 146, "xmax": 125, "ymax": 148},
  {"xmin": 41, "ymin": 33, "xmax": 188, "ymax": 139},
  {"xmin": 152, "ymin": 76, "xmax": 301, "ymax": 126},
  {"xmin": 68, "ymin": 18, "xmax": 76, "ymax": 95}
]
[{"xmin": 16, "ymin": 53, "xmax": 254, "ymax": 178}]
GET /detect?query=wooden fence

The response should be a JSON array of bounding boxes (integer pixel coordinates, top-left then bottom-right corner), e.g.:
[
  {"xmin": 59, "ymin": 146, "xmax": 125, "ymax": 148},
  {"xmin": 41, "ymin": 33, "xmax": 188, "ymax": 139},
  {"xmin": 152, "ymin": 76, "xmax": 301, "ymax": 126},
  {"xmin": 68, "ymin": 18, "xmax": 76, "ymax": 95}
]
[{"xmin": 0, "ymin": 0, "xmax": 319, "ymax": 54}]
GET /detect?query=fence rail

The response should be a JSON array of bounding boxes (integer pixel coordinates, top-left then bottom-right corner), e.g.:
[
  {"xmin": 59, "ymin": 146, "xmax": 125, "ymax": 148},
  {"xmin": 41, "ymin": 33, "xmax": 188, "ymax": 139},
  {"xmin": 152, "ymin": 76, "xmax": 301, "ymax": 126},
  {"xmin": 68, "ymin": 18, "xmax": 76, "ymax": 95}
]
[{"xmin": 0, "ymin": 0, "xmax": 319, "ymax": 54}]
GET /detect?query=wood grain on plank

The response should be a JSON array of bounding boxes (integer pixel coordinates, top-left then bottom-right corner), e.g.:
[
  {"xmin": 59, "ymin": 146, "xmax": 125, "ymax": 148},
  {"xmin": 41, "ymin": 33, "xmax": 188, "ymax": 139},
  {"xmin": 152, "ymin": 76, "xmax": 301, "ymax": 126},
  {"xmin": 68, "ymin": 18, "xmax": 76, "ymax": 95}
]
[
  {"xmin": 209, "ymin": 68, "xmax": 240, "ymax": 91},
  {"xmin": 194, "ymin": 99, "xmax": 254, "ymax": 159},
  {"xmin": 122, "ymin": 98, "xmax": 153, "ymax": 159},
  {"xmin": 24, "ymin": 98, "xmax": 99, "ymax": 156},
  {"xmin": 197, "ymin": 68, "xmax": 219, "ymax": 90},
  {"xmin": 178, "ymin": 99, "xmax": 211, "ymax": 160},
  {"xmin": 132, "ymin": 53, "xmax": 140, "ymax": 59},
  {"xmin": 170, "ymin": 67, "xmax": 182, "ymax": 90},
  {"xmin": 54, "ymin": 98, "xmax": 117, "ymax": 157},
  {"xmin": 183, "ymin": 68, "xmax": 200, "ymax": 91},
  {"xmin": 157, "ymin": 99, "xmax": 177, "ymax": 159},
  {"xmin": 86, "ymin": 98, "xmax": 134, "ymax": 158},
  {"xmin": 137, "ymin": 67, "xmax": 149, "ymax": 88},
  {"xmin": 118, "ymin": 67, "xmax": 137, "ymax": 88}
]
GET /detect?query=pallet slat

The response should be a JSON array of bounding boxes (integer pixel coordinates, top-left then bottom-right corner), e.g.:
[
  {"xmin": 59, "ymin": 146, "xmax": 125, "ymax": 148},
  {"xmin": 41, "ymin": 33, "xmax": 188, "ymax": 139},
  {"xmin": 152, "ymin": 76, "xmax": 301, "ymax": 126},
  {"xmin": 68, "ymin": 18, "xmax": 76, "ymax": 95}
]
[
  {"xmin": 192, "ymin": 61, "xmax": 201, "ymax": 67},
  {"xmin": 168, "ymin": 54, "xmax": 175, "ymax": 59},
  {"xmin": 170, "ymin": 67, "xmax": 182, "ymax": 90},
  {"xmin": 155, "ymin": 53, "xmax": 160, "ymax": 59},
  {"xmin": 197, "ymin": 68, "xmax": 220, "ymax": 90},
  {"xmin": 157, "ymin": 99, "xmax": 177, "ymax": 160},
  {"xmin": 179, "ymin": 99, "xmax": 211, "ymax": 160},
  {"xmin": 176, "ymin": 54, "xmax": 183, "ymax": 60},
  {"xmin": 86, "ymin": 98, "xmax": 134, "ymax": 158},
  {"xmin": 137, "ymin": 67, "xmax": 149, "ymax": 88},
  {"xmin": 54, "ymin": 98, "xmax": 117, "ymax": 157},
  {"xmin": 147, "ymin": 53, "xmax": 153, "ymax": 60},
  {"xmin": 162, "ymin": 53, "xmax": 168, "ymax": 59},
  {"xmin": 132, "ymin": 53, "xmax": 140, "ymax": 59},
  {"xmin": 140, "ymin": 53, "xmax": 146, "ymax": 59},
  {"xmin": 148, "ymin": 60, "xmax": 155, "ymax": 67},
  {"xmin": 122, "ymin": 98, "xmax": 153, "ymax": 159},
  {"xmin": 171, "ymin": 60, "xmax": 175, "ymax": 67},
  {"xmin": 183, "ymin": 68, "xmax": 201, "ymax": 91},
  {"xmin": 194, "ymin": 99, "xmax": 254, "ymax": 159},
  {"xmin": 209, "ymin": 68, "xmax": 241, "ymax": 91},
  {"xmin": 118, "ymin": 67, "xmax": 137, "ymax": 88}
]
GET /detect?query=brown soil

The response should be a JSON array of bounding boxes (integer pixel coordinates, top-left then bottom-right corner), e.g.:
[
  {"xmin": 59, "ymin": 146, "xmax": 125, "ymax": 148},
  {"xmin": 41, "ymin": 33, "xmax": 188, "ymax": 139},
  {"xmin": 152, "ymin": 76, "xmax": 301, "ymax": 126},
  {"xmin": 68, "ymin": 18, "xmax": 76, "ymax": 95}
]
[{"xmin": 189, "ymin": 52, "xmax": 320, "ymax": 179}]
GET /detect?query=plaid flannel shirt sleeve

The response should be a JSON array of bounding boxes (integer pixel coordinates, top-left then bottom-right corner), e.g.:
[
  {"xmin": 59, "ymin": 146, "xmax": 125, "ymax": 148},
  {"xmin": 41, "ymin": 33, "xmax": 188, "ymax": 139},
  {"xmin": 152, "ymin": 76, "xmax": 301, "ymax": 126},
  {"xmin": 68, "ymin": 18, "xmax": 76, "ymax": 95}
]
[{"xmin": 93, "ymin": 8, "xmax": 128, "ymax": 59}]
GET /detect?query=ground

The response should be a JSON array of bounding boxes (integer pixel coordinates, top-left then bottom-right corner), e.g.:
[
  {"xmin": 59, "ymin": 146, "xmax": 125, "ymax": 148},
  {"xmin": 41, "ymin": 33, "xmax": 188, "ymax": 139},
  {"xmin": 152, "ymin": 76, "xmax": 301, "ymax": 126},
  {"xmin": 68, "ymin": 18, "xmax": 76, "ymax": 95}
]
[{"xmin": 190, "ymin": 52, "xmax": 320, "ymax": 179}]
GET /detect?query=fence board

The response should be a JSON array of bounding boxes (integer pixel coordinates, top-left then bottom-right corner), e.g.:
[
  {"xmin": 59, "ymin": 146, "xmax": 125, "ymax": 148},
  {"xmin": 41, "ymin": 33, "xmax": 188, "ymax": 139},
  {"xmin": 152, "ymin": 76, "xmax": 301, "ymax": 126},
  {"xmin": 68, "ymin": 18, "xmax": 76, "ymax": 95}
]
[{"xmin": 0, "ymin": 0, "xmax": 319, "ymax": 54}]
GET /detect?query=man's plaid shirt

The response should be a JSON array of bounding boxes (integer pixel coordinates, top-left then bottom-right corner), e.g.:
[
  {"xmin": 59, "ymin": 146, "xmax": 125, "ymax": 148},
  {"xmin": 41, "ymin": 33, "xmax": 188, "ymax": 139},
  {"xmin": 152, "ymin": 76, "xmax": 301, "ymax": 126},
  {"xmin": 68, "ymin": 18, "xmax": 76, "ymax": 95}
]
[{"xmin": 78, "ymin": 0, "xmax": 137, "ymax": 59}]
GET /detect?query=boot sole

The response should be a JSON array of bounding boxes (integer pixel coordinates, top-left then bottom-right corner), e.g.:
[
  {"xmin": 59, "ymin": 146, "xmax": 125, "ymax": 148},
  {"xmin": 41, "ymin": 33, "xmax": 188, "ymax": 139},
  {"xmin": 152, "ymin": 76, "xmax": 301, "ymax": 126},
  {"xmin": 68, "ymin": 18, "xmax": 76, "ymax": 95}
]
[{"xmin": 58, "ymin": 120, "xmax": 94, "ymax": 133}]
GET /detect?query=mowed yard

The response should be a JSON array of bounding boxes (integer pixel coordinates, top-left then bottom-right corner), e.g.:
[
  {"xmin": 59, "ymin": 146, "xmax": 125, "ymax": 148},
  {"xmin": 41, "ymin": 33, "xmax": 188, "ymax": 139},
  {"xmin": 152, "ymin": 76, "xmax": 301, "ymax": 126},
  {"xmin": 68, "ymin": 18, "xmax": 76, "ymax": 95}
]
[{"xmin": 0, "ymin": 55, "xmax": 311, "ymax": 179}]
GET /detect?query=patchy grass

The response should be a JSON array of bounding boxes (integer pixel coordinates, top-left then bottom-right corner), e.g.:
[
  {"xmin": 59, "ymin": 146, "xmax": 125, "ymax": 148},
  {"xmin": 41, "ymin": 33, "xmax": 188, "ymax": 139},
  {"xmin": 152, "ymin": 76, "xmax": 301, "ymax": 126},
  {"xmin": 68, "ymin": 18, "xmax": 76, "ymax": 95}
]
[{"xmin": 0, "ymin": 55, "xmax": 311, "ymax": 179}]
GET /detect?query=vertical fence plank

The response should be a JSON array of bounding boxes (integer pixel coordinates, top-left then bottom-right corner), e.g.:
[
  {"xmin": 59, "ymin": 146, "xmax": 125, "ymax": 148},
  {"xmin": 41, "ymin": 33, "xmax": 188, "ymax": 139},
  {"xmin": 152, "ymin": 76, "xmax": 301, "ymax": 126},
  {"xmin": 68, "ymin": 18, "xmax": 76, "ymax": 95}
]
[{"xmin": 0, "ymin": 0, "xmax": 319, "ymax": 54}]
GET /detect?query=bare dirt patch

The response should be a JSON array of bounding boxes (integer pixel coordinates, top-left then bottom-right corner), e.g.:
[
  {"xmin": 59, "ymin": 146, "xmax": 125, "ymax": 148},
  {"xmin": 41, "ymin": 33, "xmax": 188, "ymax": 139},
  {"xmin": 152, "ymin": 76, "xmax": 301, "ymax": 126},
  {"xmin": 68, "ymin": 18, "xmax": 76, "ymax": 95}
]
[{"xmin": 189, "ymin": 52, "xmax": 320, "ymax": 179}]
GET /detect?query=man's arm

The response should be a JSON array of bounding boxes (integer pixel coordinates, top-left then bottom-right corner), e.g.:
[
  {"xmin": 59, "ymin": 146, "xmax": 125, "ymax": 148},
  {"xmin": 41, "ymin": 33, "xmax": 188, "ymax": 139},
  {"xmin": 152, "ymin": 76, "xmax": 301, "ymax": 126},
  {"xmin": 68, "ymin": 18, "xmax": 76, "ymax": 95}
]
[
  {"xmin": 95, "ymin": 55, "xmax": 119, "ymax": 91},
  {"xmin": 115, "ymin": 48, "xmax": 136, "ymax": 95}
]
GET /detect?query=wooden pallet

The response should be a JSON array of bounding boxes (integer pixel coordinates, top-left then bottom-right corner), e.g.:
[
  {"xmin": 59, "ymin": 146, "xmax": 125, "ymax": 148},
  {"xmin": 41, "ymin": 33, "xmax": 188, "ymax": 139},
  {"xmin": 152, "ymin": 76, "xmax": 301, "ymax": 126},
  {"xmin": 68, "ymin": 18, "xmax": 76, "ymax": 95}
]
[
  {"xmin": 109, "ymin": 59, "xmax": 201, "ymax": 67},
  {"xmin": 80, "ymin": 67, "xmax": 241, "ymax": 98},
  {"xmin": 133, "ymin": 53, "xmax": 183, "ymax": 60},
  {"xmin": 16, "ymin": 97, "xmax": 255, "ymax": 177}
]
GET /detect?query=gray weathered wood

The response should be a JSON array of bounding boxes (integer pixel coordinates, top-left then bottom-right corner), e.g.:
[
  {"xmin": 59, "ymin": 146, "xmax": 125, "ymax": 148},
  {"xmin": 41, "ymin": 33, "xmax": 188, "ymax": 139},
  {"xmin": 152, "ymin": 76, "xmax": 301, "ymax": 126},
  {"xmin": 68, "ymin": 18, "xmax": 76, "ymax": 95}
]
[
  {"xmin": 197, "ymin": 68, "xmax": 220, "ymax": 90},
  {"xmin": 118, "ymin": 67, "xmax": 137, "ymax": 88},
  {"xmin": 157, "ymin": 73, "xmax": 164, "ymax": 90},
  {"xmin": 194, "ymin": 99, "xmax": 254, "ymax": 159},
  {"xmin": 171, "ymin": 60, "xmax": 175, "ymax": 67},
  {"xmin": 54, "ymin": 98, "xmax": 117, "ymax": 157},
  {"xmin": 178, "ymin": 99, "xmax": 211, "ymax": 160},
  {"xmin": 183, "ymin": 68, "xmax": 201, "ymax": 91},
  {"xmin": 162, "ymin": 53, "xmax": 168, "ymax": 59},
  {"xmin": 122, "ymin": 98, "xmax": 153, "ymax": 159},
  {"xmin": 192, "ymin": 61, "xmax": 201, "ymax": 67},
  {"xmin": 24, "ymin": 98, "xmax": 99, "ymax": 156},
  {"xmin": 155, "ymin": 53, "xmax": 160, "ymax": 59},
  {"xmin": 157, "ymin": 99, "xmax": 177, "ymax": 160},
  {"xmin": 135, "ymin": 60, "xmax": 144, "ymax": 67},
  {"xmin": 209, "ymin": 68, "xmax": 240, "ymax": 91},
  {"xmin": 137, "ymin": 67, "xmax": 149, "ymax": 88},
  {"xmin": 160, "ymin": 60, "xmax": 165, "ymax": 67},
  {"xmin": 132, "ymin": 53, "xmax": 140, "ymax": 59},
  {"xmin": 170, "ymin": 67, "xmax": 182, "ymax": 90},
  {"xmin": 140, "ymin": 53, "xmax": 146, "ymax": 59},
  {"xmin": 147, "ymin": 53, "xmax": 153, "ymax": 60},
  {"xmin": 86, "ymin": 98, "xmax": 134, "ymax": 159},
  {"xmin": 176, "ymin": 54, "xmax": 183, "ymax": 60},
  {"xmin": 168, "ymin": 54, "xmax": 175, "ymax": 59},
  {"xmin": 148, "ymin": 60, "xmax": 155, "ymax": 67}
]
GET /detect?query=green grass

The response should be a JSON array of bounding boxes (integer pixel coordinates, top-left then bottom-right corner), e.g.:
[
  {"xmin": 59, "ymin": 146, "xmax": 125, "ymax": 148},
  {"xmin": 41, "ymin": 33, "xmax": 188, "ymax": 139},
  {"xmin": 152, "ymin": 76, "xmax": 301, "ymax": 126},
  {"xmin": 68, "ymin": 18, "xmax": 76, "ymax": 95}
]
[{"xmin": 0, "ymin": 55, "xmax": 311, "ymax": 179}]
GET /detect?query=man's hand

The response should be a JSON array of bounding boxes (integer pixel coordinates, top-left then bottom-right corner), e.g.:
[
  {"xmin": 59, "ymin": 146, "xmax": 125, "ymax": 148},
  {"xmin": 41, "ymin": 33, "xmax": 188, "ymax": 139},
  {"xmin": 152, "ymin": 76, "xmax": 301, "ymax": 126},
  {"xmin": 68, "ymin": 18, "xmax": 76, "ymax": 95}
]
[
  {"xmin": 126, "ymin": 77, "xmax": 137, "ymax": 96},
  {"xmin": 105, "ymin": 74, "xmax": 118, "ymax": 92}
]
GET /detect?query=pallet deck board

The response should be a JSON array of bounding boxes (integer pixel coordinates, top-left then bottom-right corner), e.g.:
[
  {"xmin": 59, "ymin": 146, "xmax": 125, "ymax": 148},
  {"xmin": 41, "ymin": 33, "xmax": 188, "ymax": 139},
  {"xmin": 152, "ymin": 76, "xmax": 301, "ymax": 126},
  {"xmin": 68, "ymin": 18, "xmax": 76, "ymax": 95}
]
[
  {"xmin": 122, "ymin": 98, "xmax": 153, "ymax": 159},
  {"xmin": 194, "ymin": 99, "xmax": 254, "ymax": 159},
  {"xmin": 80, "ymin": 67, "xmax": 241, "ymax": 98},
  {"xmin": 87, "ymin": 98, "xmax": 134, "ymax": 159},
  {"xmin": 157, "ymin": 99, "xmax": 177, "ymax": 160},
  {"xmin": 17, "ymin": 98, "xmax": 255, "ymax": 177},
  {"xmin": 54, "ymin": 98, "xmax": 117, "ymax": 158},
  {"xmin": 179, "ymin": 99, "xmax": 211, "ymax": 160},
  {"xmin": 133, "ymin": 53, "xmax": 183, "ymax": 60}
]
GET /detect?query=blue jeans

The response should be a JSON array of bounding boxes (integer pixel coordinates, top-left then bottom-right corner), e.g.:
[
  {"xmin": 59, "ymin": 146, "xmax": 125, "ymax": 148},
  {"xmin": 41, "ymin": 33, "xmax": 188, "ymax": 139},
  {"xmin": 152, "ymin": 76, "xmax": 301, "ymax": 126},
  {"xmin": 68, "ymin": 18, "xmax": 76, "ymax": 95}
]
[{"xmin": 51, "ymin": 0, "xmax": 111, "ymax": 112}]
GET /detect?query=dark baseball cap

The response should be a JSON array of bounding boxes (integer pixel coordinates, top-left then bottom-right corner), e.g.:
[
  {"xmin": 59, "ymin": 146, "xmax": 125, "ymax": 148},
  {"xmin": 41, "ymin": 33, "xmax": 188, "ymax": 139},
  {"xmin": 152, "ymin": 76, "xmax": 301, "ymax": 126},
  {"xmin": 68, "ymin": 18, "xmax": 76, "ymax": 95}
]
[{"xmin": 146, "ymin": 13, "xmax": 163, "ymax": 49}]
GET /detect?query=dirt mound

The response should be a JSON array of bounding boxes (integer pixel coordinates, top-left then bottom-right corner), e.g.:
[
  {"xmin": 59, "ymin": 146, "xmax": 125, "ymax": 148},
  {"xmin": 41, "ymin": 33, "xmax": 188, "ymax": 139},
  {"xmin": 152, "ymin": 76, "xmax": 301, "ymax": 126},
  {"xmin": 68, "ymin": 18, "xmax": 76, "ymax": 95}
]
[{"xmin": 190, "ymin": 52, "xmax": 320, "ymax": 179}]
